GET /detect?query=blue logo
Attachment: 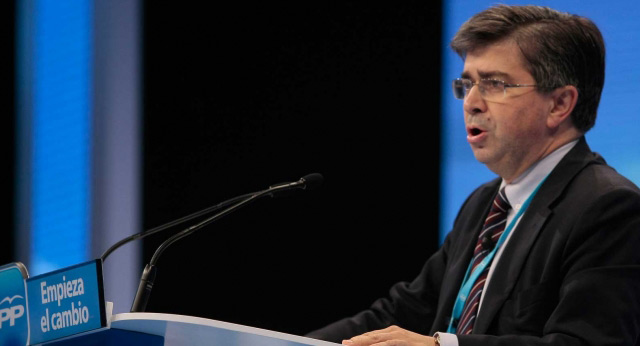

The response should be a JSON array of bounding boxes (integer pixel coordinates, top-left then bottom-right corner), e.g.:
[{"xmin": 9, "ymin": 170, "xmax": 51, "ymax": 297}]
[{"xmin": 0, "ymin": 262, "xmax": 30, "ymax": 346}]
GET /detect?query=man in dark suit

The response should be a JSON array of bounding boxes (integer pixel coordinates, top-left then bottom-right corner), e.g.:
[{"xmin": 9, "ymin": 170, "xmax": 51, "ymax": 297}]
[{"xmin": 307, "ymin": 5, "xmax": 640, "ymax": 346}]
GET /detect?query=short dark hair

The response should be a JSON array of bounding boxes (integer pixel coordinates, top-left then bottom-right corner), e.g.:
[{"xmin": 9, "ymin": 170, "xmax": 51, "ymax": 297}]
[{"xmin": 451, "ymin": 5, "xmax": 605, "ymax": 133}]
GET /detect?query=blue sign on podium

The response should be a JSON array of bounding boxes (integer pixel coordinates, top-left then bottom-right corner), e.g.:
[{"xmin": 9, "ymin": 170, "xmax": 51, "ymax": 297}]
[
  {"xmin": 0, "ymin": 262, "xmax": 30, "ymax": 346},
  {"xmin": 26, "ymin": 259, "xmax": 106, "ymax": 344}
]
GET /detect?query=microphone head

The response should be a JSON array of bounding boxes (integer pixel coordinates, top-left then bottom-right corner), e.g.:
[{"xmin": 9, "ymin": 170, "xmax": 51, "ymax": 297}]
[
  {"xmin": 301, "ymin": 173, "xmax": 323, "ymax": 191},
  {"xmin": 267, "ymin": 173, "xmax": 323, "ymax": 198}
]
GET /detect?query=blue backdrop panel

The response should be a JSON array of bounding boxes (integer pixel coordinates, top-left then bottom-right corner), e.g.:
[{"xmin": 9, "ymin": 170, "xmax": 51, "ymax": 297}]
[{"xmin": 24, "ymin": 0, "xmax": 93, "ymax": 274}]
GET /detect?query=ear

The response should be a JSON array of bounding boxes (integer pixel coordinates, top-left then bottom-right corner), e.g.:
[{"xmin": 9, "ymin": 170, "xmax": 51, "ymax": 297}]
[{"xmin": 547, "ymin": 85, "xmax": 579, "ymax": 129}]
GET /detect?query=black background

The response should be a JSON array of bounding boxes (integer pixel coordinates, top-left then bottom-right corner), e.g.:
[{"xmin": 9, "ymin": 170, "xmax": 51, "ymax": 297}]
[
  {"xmin": 4, "ymin": 0, "xmax": 444, "ymax": 338},
  {"xmin": 141, "ymin": 1, "xmax": 442, "ymax": 336}
]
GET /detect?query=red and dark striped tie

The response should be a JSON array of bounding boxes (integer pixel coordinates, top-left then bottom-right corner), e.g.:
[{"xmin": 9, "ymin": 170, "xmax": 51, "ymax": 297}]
[{"xmin": 457, "ymin": 187, "xmax": 511, "ymax": 335}]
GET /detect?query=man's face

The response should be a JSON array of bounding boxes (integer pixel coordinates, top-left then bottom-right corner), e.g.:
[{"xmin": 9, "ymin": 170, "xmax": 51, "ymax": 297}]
[{"xmin": 462, "ymin": 40, "xmax": 554, "ymax": 182}]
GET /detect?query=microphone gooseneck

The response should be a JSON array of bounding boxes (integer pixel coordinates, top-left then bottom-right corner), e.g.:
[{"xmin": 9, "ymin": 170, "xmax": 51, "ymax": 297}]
[
  {"xmin": 130, "ymin": 173, "xmax": 323, "ymax": 313},
  {"xmin": 102, "ymin": 174, "xmax": 324, "ymax": 262},
  {"xmin": 100, "ymin": 192, "xmax": 254, "ymax": 262}
]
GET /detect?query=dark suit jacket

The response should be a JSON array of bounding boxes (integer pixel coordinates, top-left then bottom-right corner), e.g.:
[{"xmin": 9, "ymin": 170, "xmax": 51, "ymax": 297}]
[{"xmin": 308, "ymin": 137, "xmax": 640, "ymax": 345}]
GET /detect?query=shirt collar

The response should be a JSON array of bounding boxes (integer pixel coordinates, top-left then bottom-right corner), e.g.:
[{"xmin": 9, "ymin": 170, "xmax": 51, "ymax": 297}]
[{"xmin": 500, "ymin": 140, "xmax": 578, "ymax": 212}]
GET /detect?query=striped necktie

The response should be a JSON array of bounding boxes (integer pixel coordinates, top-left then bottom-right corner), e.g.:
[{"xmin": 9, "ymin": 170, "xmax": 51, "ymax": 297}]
[{"xmin": 456, "ymin": 187, "xmax": 511, "ymax": 335}]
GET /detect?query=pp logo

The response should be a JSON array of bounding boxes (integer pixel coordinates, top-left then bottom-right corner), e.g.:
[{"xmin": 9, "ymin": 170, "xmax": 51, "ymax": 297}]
[{"xmin": 0, "ymin": 295, "xmax": 26, "ymax": 328}]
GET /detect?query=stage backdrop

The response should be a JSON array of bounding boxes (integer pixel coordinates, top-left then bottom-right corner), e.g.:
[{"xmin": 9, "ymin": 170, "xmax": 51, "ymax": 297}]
[
  {"xmin": 142, "ymin": 2, "xmax": 442, "ymax": 336},
  {"xmin": 2, "ymin": 1, "xmax": 15, "ymax": 267}
]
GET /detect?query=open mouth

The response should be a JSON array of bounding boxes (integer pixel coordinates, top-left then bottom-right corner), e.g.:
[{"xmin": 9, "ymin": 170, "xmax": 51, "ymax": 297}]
[
  {"xmin": 469, "ymin": 127, "xmax": 483, "ymax": 136},
  {"xmin": 466, "ymin": 126, "xmax": 487, "ymax": 143}
]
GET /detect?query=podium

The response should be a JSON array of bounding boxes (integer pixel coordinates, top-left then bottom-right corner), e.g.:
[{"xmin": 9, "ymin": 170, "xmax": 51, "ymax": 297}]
[
  {"xmin": 0, "ymin": 261, "xmax": 338, "ymax": 345},
  {"xmin": 42, "ymin": 312, "xmax": 339, "ymax": 345},
  {"xmin": 113, "ymin": 313, "xmax": 338, "ymax": 345}
]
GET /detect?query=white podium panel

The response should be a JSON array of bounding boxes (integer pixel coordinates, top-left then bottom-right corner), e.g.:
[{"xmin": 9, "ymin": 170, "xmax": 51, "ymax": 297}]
[{"xmin": 110, "ymin": 313, "xmax": 339, "ymax": 346}]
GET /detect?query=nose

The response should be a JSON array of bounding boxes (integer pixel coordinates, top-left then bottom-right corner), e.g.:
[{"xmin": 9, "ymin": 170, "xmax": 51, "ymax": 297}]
[{"xmin": 463, "ymin": 84, "xmax": 487, "ymax": 115}]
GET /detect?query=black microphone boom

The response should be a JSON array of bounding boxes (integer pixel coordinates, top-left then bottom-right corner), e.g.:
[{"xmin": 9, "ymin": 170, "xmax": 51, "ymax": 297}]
[
  {"xmin": 100, "ymin": 192, "xmax": 254, "ymax": 262},
  {"xmin": 101, "ymin": 173, "xmax": 323, "ymax": 262},
  {"xmin": 130, "ymin": 173, "xmax": 323, "ymax": 313}
]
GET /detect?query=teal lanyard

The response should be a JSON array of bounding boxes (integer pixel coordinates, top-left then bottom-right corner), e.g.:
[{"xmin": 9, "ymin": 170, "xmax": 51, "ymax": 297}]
[{"xmin": 446, "ymin": 177, "xmax": 547, "ymax": 334}]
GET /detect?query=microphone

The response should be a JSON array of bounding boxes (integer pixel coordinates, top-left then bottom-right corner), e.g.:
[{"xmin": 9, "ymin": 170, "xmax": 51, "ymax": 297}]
[
  {"xmin": 100, "ymin": 173, "xmax": 323, "ymax": 262},
  {"xmin": 268, "ymin": 173, "xmax": 323, "ymax": 197},
  {"xmin": 130, "ymin": 173, "xmax": 323, "ymax": 313}
]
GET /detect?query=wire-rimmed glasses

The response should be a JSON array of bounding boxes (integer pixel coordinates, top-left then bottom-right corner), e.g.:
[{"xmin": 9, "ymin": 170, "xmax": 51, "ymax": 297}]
[{"xmin": 452, "ymin": 78, "xmax": 537, "ymax": 101}]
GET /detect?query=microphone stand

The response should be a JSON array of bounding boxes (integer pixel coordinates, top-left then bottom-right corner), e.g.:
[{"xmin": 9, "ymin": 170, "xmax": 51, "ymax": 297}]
[
  {"xmin": 130, "ymin": 176, "xmax": 320, "ymax": 312},
  {"xmin": 100, "ymin": 193, "xmax": 254, "ymax": 262}
]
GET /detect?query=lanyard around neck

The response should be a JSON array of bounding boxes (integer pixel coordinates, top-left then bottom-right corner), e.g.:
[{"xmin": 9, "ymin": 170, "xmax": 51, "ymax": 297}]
[{"xmin": 446, "ymin": 177, "xmax": 547, "ymax": 334}]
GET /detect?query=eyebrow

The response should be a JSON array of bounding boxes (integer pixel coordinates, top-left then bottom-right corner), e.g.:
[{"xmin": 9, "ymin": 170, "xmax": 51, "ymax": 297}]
[{"xmin": 460, "ymin": 70, "xmax": 513, "ymax": 81}]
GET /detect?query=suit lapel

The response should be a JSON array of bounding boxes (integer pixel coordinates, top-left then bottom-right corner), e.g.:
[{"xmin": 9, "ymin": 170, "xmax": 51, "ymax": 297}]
[
  {"xmin": 473, "ymin": 137, "xmax": 601, "ymax": 333},
  {"xmin": 473, "ymin": 206, "xmax": 550, "ymax": 333},
  {"xmin": 440, "ymin": 206, "xmax": 489, "ymax": 314},
  {"xmin": 432, "ymin": 179, "xmax": 500, "ymax": 332}
]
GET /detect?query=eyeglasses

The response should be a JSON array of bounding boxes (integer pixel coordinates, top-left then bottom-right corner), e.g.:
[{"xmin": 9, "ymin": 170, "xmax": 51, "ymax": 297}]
[{"xmin": 452, "ymin": 78, "xmax": 537, "ymax": 102}]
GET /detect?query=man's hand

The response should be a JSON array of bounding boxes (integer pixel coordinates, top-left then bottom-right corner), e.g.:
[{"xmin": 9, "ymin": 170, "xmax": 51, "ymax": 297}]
[{"xmin": 341, "ymin": 326, "xmax": 436, "ymax": 346}]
